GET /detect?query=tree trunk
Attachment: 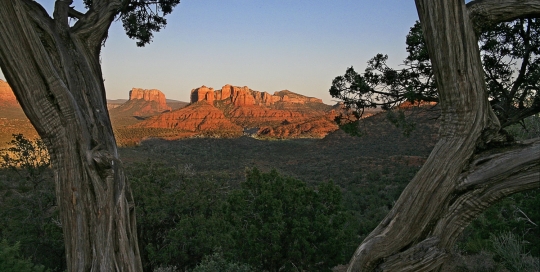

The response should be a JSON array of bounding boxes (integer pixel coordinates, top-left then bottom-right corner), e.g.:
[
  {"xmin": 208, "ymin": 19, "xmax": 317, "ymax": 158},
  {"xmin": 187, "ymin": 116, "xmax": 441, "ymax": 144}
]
[
  {"xmin": 0, "ymin": 0, "xmax": 143, "ymax": 271},
  {"xmin": 347, "ymin": 1, "xmax": 540, "ymax": 271}
]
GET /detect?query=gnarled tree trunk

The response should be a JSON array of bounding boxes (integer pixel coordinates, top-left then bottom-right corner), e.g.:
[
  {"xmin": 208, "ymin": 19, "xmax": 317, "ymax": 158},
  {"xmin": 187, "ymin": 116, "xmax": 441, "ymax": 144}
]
[
  {"xmin": 0, "ymin": 0, "xmax": 142, "ymax": 271},
  {"xmin": 347, "ymin": 1, "xmax": 540, "ymax": 271}
]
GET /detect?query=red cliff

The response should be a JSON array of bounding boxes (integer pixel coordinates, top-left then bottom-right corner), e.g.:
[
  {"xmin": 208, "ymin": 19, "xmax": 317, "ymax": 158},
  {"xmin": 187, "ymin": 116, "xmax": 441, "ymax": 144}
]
[
  {"xmin": 111, "ymin": 88, "xmax": 172, "ymax": 119},
  {"xmin": 190, "ymin": 84, "xmax": 325, "ymax": 107},
  {"xmin": 129, "ymin": 88, "xmax": 171, "ymax": 112}
]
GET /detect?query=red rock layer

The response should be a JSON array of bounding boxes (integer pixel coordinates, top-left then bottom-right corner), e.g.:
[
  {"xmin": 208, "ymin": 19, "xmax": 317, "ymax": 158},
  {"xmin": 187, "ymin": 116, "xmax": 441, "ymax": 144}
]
[
  {"xmin": 257, "ymin": 115, "xmax": 339, "ymax": 138},
  {"xmin": 132, "ymin": 101, "xmax": 242, "ymax": 133},
  {"xmin": 226, "ymin": 106, "xmax": 311, "ymax": 127}
]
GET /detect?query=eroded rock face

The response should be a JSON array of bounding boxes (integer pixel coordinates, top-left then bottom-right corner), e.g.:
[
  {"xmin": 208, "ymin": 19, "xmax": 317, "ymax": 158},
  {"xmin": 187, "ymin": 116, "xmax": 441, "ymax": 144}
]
[
  {"xmin": 190, "ymin": 84, "xmax": 324, "ymax": 106},
  {"xmin": 109, "ymin": 88, "xmax": 173, "ymax": 118},
  {"xmin": 129, "ymin": 88, "xmax": 171, "ymax": 112},
  {"xmin": 131, "ymin": 84, "xmax": 337, "ymax": 139},
  {"xmin": 132, "ymin": 101, "xmax": 242, "ymax": 134},
  {"xmin": 0, "ymin": 79, "xmax": 18, "ymax": 106}
]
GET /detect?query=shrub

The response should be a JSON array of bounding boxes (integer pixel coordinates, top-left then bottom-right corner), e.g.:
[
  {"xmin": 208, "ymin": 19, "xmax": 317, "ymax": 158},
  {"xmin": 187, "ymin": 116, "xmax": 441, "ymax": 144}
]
[
  {"xmin": 0, "ymin": 240, "xmax": 48, "ymax": 272},
  {"xmin": 128, "ymin": 162, "xmax": 233, "ymax": 271},
  {"xmin": 192, "ymin": 250, "xmax": 252, "ymax": 272},
  {"xmin": 225, "ymin": 168, "xmax": 353, "ymax": 272}
]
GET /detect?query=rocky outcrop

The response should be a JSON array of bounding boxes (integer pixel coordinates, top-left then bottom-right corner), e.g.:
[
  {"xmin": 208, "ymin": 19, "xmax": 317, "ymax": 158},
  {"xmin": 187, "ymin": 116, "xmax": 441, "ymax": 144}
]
[
  {"xmin": 189, "ymin": 84, "xmax": 325, "ymax": 107},
  {"xmin": 257, "ymin": 115, "xmax": 339, "ymax": 139},
  {"xmin": 132, "ymin": 101, "xmax": 242, "ymax": 135},
  {"xmin": 0, "ymin": 79, "xmax": 18, "ymax": 106},
  {"xmin": 129, "ymin": 88, "xmax": 171, "ymax": 112},
  {"xmin": 119, "ymin": 84, "xmax": 338, "ymax": 141},
  {"xmin": 110, "ymin": 88, "xmax": 172, "ymax": 120},
  {"xmin": 190, "ymin": 86, "xmax": 215, "ymax": 105}
]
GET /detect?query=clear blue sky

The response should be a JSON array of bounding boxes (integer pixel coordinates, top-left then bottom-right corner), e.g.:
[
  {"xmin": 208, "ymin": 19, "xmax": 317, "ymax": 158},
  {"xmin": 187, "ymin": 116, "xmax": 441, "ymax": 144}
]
[{"xmin": 1, "ymin": 0, "xmax": 419, "ymax": 104}]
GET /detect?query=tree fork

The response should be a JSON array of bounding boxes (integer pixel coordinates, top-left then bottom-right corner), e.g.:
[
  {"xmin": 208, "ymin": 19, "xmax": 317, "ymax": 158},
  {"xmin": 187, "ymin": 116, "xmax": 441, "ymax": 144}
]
[
  {"xmin": 347, "ymin": 0, "xmax": 540, "ymax": 271},
  {"xmin": 0, "ymin": 0, "xmax": 143, "ymax": 271}
]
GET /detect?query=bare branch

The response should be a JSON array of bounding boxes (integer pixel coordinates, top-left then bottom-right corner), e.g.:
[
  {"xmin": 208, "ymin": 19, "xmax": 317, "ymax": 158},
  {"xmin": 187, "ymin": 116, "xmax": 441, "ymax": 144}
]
[{"xmin": 457, "ymin": 138, "xmax": 540, "ymax": 191}]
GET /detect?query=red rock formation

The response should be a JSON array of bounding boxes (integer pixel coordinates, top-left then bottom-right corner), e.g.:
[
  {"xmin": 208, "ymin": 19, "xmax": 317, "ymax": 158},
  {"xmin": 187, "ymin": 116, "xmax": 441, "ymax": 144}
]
[
  {"xmin": 256, "ymin": 114, "xmax": 339, "ymax": 138},
  {"xmin": 397, "ymin": 100, "xmax": 437, "ymax": 109},
  {"xmin": 128, "ymin": 84, "xmax": 338, "ymax": 139},
  {"xmin": 190, "ymin": 84, "xmax": 325, "ymax": 107},
  {"xmin": 227, "ymin": 106, "xmax": 310, "ymax": 127},
  {"xmin": 190, "ymin": 86, "xmax": 215, "ymax": 104},
  {"xmin": 110, "ymin": 88, "xmax": 172, "ymax": 119},
  {"xmin": 273, "ymin": 90, "xmax": 323, "ymax": 104},
  {"xmin": 129, "ymin": 88, "xmax": 171, "ymax": 112},
  {"xmin": 0, "ymin": 79, "xmax": 18, "ymax": 107},
  {"xmin": 132, "ymin": 102, "xmax": 242, "ymax": 135}
]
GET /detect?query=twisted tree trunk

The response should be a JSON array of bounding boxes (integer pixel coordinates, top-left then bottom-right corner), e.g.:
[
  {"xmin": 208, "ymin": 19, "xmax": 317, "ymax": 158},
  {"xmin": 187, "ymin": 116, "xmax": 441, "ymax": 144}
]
[
  {"xmin": 0, "ymin": 0, "xmax": 142, "ymax": 271},
  {"xmin": 347, "ymin": 1, "xmax": 540, "ymax": 271}
]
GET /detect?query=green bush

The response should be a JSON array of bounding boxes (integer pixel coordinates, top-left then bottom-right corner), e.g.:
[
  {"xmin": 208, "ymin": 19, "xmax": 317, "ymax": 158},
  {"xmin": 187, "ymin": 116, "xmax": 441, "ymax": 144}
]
[
  {"xmin": 225, "ymin": 168, "xmax": 354, "ymax": 272},
  {"xmin": 459, "ymin": 189, "xmax": 540, "ymax": 258},
  {"xmin": 0, "ymin": 135, "xmax": 64, "ymax": 271},
  {"xmin": 491, "ymin": 232, "xmax": 539, "ymax": 272},
  {"xmin": 192, "ymin": 250, "xmax": 253, "ymax": 272},
  {"xmin": 0, "ymin": 240, "xmax": 48, "ymax": 272},
  {"xmin": 128, "ymin": 162, "xmax": 233, "ymax": 271}
]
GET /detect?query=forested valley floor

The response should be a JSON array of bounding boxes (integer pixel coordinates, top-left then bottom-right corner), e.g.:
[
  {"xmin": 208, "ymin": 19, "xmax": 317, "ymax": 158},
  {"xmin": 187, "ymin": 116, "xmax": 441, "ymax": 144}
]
[{"xmin": 1, "ymin": 107, "xmax": 539, "ymax": 271}]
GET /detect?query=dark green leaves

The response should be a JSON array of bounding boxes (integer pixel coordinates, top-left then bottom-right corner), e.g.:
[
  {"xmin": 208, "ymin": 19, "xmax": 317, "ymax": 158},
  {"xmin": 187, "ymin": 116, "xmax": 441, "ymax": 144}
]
[
  {"xmin": 226, "ymin": 168, "xmax": 352, "ymax": 272},
  {"xmin": 120, "ymin": 0, "xmax": 181, "ymax": 47},
  {"xmin": 330, "ymin": 19, "xmax": 540, "ymax": 130}
]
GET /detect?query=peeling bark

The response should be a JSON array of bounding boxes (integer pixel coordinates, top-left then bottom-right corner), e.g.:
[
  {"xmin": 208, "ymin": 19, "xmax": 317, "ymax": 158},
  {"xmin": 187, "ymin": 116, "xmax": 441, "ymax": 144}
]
[
  {"xmin": 347, "ymin": 0, "xmax": 540, "ymax": 271},
  {"xmin": 0, "ymin": 0, "xmax": 142, "ymax": 271}
]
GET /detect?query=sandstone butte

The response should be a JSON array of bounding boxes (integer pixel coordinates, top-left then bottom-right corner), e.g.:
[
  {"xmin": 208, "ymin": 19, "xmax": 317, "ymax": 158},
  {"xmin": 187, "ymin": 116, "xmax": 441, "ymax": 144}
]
[
  {"xmin": 110, "ymin": 88, "xmax": 172, "ymax": 117},
  {"xmin": 133, "ymin": 84, "xmax": 340, "ymax": 139}
]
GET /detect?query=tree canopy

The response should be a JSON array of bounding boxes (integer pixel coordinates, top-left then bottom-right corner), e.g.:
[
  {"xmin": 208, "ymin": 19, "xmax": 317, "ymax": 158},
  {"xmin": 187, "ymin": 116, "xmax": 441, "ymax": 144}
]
[{"xmin": 330, "ymin": 19, "xmax": 540, "ymax": 129}]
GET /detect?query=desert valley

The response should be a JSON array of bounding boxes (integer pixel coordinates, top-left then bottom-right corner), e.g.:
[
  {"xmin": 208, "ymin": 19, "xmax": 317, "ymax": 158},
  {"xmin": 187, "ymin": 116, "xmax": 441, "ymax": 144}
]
[{"xmin": 1, "ymin": 78, "xmax": 538, "ymax": 272}]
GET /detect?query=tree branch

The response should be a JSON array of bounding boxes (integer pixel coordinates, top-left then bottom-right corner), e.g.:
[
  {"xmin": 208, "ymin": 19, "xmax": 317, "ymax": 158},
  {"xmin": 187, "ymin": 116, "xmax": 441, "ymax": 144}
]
[
  {"xmin": 68, "ymin": 7, "xmax": 84, "ymax": 20},
  {"xmin": 467, "ymin": 0, "xmax": 540, "ymax": 32},
  {"xmin": 71, "ymin": 0, "xmax": 124, "ymax": 51}
]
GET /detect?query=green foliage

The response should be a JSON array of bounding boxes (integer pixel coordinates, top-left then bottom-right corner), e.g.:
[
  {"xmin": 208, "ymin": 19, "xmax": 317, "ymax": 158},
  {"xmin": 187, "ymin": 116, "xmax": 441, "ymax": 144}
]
[
  {"xmin": 225, "ymin": 168, "xmax": 354, "ymax": 272},
  {"xmin": 192, "ymin": 250, "xmax": 253, "ymax": 272},
  {"xmin": 490, "ymin": 232, "xmax": 539, "ymax": 272},
  {"xmin": 337, "ymin": 120, "xmax": 362, "ymax": 137},
  {"xmin": 1, "ymin": 133, "xmax": 50, "ymax": 185},
  {"xmin": 0, "ymin": 135, "xmax": 64, "ymax": 271},
  {"xmin": 0, "ymin": 240, "xmax": 48, "ymax": 272},
  {"xmin": 459, "ymin": 189, "xmax": 540, "ymax": 258},
  {"xmin": 342, "ymin": 167, "xmax": 417, "ymax": 240},
  {"xmin": 505, "ymin": 114, "xmax": 540, "ymax": 140},
  {"xmin": 386, "ymin": 110, "xmax": 416, "ymax": 137},
  {"xmin": 119, "ymin": 0, "xmax": 182, "ymax": 46},
  {"xmin": 330, "ymin": 19, "xmax": 540, "ymax": 129},
  {"xmin": 128, "ymin": 162, "xmax": 232, "ymax": 271}
]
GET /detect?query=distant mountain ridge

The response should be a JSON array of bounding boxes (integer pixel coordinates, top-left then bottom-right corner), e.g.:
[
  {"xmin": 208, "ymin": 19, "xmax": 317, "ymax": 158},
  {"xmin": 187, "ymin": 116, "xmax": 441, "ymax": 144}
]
[
  {"xmin": 0, "ymin": 81, "xmax": 347, "ymax": 145},
  {"xmin": 131, "ymin": 84, "xmax": 339, "ymax": 140},
  {"xmin": 190, "ymin": 84, "xmax": 323, "ymax": 106}
]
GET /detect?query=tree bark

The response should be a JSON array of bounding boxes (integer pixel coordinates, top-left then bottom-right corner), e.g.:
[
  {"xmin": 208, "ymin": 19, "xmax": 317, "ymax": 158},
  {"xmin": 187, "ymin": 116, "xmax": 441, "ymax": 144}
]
[
  {"xmin": 0, "ymin": 0, "xmax": 143, "ymax": 271},
  {"xmin": 347, "ymin": 1, "xmax": 540, "ymax": 271}
]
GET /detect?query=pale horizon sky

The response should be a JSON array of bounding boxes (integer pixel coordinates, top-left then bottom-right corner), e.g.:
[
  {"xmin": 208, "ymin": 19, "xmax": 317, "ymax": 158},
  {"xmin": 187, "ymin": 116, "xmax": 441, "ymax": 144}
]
[{"xmin": 0, "ymin": 0, "xmax": 419, "ymax": 104}]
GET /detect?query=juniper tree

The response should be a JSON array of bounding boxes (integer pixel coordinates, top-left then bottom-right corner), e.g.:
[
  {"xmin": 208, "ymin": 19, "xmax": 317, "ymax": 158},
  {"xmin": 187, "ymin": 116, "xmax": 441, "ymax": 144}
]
[{"xmin": 0, "ymin": 0, "xmax": 181, "ymax": 270}]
